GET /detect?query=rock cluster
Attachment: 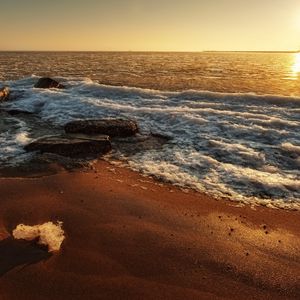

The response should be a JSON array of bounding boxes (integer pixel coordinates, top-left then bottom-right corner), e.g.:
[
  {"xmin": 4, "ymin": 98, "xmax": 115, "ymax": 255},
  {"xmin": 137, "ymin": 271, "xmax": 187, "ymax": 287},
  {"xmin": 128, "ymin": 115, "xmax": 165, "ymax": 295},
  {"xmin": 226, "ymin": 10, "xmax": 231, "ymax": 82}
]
[
  {"xmin": 25, "ymin": 118, "xmax": 139, "ymax": 158},
  {"xmin": 1, "ymin": 77, "xmax": 143, "ymax": 160}
]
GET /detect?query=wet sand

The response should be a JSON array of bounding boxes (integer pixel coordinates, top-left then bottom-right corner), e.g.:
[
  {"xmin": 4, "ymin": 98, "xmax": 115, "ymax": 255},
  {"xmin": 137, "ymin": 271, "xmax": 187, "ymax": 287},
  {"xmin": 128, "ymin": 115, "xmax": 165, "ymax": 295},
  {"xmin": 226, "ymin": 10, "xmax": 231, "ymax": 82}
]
[{"xmin": 0, "ymin": 160, "xmax": 299, "ymax": 299}]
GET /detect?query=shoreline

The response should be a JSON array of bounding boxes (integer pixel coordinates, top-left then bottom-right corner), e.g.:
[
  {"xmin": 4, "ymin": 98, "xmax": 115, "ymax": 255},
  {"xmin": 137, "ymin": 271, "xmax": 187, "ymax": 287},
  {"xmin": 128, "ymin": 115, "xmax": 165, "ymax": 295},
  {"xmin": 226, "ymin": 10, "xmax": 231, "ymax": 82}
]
[
  {"xmin": 1, "ymin": 156, "xmax": 299, "ymax": 212},
  {"xmin": 0, "ymin": 160, "xmax": 299, "ymax": 299}
]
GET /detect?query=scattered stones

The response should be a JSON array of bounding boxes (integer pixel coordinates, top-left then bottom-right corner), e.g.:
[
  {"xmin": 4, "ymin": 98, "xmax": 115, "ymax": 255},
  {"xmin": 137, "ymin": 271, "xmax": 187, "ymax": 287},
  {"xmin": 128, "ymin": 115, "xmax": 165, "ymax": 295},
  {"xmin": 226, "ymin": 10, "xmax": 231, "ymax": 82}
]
[
  {"xmin": 64, "ymin": 119, "xmax": 138, "ymax": 137},
  {"xmin": 34, "ymin": 77, "xmax": 65, "ymax": 89},
  {"xmin": 24, "ymin": 135, "xmax": 111, "ymax": 158},
  {"xmin": 0, "ymin": 87, "xmax": 10, "ymax": 101}
]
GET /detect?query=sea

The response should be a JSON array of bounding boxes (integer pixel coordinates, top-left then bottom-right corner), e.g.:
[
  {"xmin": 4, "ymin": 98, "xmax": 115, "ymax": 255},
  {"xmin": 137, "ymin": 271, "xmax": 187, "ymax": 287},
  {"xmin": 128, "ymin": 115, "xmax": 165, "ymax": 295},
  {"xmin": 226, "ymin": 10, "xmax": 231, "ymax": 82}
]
[{"xmin": 0, "ymin": 51, "xmax": 299, "ymax": 209}]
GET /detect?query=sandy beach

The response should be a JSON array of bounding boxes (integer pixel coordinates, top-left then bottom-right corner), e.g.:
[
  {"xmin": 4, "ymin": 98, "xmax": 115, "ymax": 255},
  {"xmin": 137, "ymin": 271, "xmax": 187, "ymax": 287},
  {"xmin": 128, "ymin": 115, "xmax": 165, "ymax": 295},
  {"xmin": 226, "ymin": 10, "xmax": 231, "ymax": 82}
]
[
  {"xmin": 0, "ymin": 160, "xmax": 299, "ymax": 300},
  {"xmin": 2, "ymin": 0, "xmax": 300, "ymax": 298}
]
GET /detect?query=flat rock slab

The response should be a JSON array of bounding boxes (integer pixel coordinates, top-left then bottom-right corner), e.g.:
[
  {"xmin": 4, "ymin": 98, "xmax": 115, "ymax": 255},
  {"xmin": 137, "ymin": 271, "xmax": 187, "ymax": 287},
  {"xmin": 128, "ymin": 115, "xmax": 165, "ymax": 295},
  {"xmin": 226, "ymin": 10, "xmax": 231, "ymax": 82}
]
[
  {"xmin": 64, "ymin": 119, "xmax": 138, "ymax": 137},
  {"xmin": 24, "ymin": 136, "xmax": 111, "ymax": 158},
  {"xmin": 0, "ymin": 87, "xmax": 10, "ymax": 101},
  {"xmin": 34, "ymin": 77, "xmax": 65, "ymax": 89}
]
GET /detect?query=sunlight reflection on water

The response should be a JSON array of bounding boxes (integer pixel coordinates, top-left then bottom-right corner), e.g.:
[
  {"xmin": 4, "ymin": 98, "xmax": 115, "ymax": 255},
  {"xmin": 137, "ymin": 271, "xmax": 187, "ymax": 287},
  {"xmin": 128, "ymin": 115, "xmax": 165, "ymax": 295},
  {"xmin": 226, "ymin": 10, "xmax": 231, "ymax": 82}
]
[
  {"xmin": 1, "ymin": 52, "xmax": 300, "ymax": 96},
  {"xmin": 291, "ymin": 53, "xmax": 300, "ymax": 79}
]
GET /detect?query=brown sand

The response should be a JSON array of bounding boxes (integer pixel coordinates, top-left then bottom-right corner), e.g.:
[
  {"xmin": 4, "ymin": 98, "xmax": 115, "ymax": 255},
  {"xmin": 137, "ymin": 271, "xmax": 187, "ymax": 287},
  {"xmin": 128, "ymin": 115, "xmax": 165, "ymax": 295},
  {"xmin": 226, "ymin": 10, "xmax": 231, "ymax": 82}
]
[{"xmin": 0, "ymin": 160, "xmax": 299, "ymax": 299}]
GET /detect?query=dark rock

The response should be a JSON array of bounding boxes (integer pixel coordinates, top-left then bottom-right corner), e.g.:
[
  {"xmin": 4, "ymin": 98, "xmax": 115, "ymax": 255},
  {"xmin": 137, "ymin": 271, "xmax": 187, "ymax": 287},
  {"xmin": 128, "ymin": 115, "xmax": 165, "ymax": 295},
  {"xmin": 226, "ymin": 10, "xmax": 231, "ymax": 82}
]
[
  {"xmin": 5, "ymin": 109, "xmax": 34, "ymax": 116},
  {"xmin": 24, "ymin": 135, "xmax": 111, "ymax": 158},
  {"xmin": 64, "ymin": 119, "xmax": 138, "ymax": 137},
  {"xmin": 0, "ymin": 87, "xmax": 10, "ymax": 101},
  {"xmin": 34, "ymin": 77, "xmax": 65, "ymax": 89}
]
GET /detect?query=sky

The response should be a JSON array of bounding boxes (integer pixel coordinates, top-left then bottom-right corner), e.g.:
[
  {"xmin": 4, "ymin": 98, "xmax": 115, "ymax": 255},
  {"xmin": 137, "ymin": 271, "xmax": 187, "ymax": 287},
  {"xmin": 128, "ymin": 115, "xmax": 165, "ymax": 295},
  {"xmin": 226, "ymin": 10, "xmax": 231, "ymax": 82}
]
[{"xmin": 1, "ymin": 0, "xmax": 300, "ymax": 51}]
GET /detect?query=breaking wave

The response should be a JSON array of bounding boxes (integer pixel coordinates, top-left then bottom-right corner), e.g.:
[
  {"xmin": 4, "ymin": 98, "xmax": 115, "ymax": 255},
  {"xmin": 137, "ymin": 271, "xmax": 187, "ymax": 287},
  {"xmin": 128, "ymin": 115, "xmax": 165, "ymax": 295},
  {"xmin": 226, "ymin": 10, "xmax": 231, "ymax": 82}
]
[{"xmin": 1, "ymin": 76, "xmax": 300, "ymax": 209}]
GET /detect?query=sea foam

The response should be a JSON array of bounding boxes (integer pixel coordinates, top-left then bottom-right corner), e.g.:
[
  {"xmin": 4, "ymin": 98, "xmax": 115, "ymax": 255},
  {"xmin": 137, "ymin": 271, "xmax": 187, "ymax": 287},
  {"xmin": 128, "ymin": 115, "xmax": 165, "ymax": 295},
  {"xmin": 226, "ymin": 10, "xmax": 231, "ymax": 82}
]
[
  {"xmin": 12, "ymin": 221, "xmax": 65, "ymax": 252},
  {"xmin": 1, "ymin": 76, "xmax": 300, "ymax": 209}
]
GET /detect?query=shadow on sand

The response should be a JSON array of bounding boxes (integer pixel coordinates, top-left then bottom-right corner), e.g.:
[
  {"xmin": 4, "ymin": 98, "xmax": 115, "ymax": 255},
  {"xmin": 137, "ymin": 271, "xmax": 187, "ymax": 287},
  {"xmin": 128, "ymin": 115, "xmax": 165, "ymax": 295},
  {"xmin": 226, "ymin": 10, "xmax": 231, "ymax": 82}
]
[{"xmin": 0, "ymin": 237, "xmax": 51, "ymax": 276}]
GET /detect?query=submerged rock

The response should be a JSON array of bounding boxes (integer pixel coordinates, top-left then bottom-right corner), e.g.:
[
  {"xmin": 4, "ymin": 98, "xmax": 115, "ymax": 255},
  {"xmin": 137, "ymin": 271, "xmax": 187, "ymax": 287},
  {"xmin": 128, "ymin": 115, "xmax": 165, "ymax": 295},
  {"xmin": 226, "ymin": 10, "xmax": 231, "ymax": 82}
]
[
  {"xmin": 64, "ymin": 119, "xmax": 138, "ymax": 137},
  {"xmin": 34, "ymin": 77, "xmax": 65, "ymax": 89},
  {"xmin": 24, "ymin": 135, "xmax": 111, "ymax": 158},
  {"xmin": 150, "ymin": 131, "xmax": 173, "ymax": 141},
  {"xmin": 0, "ymin": 87, "xmax": 10, "ymax": 101},
  {"xmin": 5, "ymin": 109, "xmax": 34, "ymax": 116},
  {"xmin": 112, "ymin": 133, "xmax": 170, "ymax": 156}
]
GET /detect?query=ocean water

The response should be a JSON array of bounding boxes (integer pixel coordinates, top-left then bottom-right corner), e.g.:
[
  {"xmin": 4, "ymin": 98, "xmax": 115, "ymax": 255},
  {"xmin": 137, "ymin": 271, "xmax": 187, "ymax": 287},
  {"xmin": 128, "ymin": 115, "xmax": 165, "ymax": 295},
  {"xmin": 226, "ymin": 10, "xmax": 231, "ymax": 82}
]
[{"xmin": 0, "ymin": 52, "xmax": 299, "ymax": 209}]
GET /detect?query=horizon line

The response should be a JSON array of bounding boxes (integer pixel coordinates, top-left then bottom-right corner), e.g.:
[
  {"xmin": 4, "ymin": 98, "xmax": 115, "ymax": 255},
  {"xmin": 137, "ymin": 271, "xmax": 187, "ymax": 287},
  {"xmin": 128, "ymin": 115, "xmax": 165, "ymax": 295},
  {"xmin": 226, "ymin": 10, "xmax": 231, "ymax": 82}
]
[{"xmin": 0, "ymin": 50, "xmax": 298, "ymax": 53}]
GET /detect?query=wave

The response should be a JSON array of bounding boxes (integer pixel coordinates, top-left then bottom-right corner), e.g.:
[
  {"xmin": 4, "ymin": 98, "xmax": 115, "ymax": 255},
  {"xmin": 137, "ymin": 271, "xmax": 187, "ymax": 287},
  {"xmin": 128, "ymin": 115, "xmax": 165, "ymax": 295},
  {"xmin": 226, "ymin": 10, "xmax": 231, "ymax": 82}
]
[
  {"xmin": 7, "ymin": 75, "xmax": 300, "ymax": 104},
  {"xmin": 1, "ymin": 76, "xmax": 300, "ymax": 209}
]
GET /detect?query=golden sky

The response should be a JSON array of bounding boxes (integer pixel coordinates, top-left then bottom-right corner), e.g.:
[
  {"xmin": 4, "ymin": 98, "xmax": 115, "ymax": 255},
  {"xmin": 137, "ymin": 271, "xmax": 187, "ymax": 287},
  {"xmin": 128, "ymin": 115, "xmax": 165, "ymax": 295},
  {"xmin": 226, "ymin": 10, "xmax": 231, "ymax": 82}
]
[{"xmin": 1, "ymin": 0, "xmax": 300, "ymax": 51}]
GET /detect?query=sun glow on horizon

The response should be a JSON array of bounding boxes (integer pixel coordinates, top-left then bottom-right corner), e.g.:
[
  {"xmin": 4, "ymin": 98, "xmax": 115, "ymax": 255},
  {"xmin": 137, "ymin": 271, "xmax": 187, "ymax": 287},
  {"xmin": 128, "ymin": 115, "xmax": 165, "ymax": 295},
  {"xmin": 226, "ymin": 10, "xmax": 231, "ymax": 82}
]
[
  {"xmin": 0, "ymin": 0, "xmax": 300, "ymax": 52},
  {"xmin": 291, "ymin": 53, "xmax": 300, "ymax": 78}
]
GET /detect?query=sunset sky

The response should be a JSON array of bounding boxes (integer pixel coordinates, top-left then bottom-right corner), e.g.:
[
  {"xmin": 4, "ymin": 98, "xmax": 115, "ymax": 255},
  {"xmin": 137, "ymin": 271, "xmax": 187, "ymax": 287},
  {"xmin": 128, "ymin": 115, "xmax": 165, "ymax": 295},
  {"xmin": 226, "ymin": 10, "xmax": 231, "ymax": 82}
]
[{"xmin": 1, "ymin": 0, "xmax": 300, "ymax": 51}]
